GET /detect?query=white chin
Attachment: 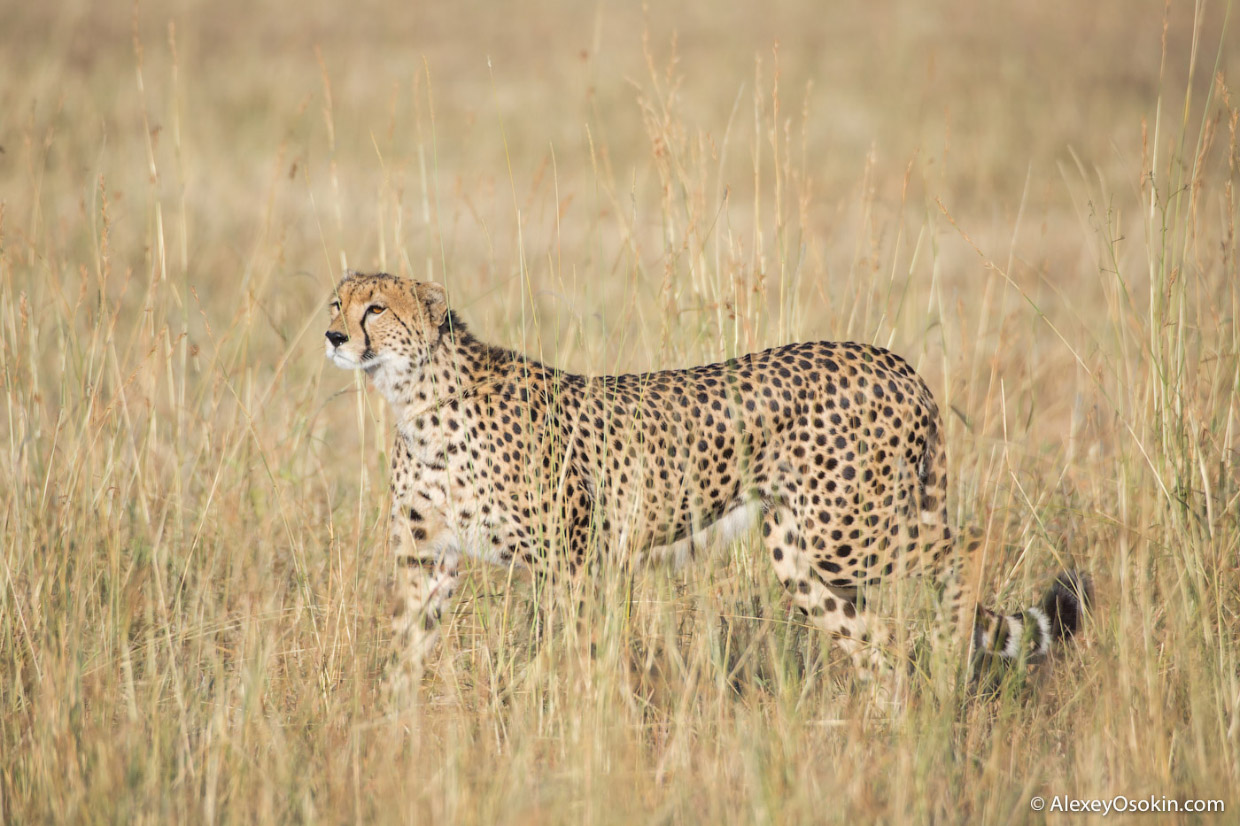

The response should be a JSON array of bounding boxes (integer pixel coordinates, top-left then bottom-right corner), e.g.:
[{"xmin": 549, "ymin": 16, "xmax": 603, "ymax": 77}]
[{"xmin": 327, "ymin": 350, "xmax": 362, "ymax": 370}]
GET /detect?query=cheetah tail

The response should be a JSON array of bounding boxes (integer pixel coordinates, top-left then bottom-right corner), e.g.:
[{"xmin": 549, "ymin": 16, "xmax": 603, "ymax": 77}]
[{"xmin": 973, "ymin": 571, "xmax": 1093, "ymax": 665}]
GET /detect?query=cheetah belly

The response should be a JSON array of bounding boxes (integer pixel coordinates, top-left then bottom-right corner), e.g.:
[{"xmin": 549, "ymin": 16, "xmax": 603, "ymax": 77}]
[{"xmin": 634, "ymin": 501, "xmax": 761, "ymax": 569}]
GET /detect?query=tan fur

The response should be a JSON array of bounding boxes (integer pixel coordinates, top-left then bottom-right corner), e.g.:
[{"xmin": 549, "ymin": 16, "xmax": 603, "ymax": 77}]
[{"xmin": 325, "ymin": 272, "xmax": 1079, "ymax": 698}]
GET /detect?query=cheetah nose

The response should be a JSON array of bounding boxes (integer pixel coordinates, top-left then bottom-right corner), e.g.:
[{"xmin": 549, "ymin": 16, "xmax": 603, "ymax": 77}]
[{"xmin": 325, "ymin": 330, "xmax": 348, "ymax": 347}]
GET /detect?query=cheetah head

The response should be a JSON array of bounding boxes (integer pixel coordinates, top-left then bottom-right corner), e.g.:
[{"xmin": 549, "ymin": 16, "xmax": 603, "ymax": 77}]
[{"xmin": 324, "ymin": 272, "xmax": 449, "ymax": 382}]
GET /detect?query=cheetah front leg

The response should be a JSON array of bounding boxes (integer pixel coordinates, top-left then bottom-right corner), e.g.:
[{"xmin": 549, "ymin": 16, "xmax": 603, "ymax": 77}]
[{"xmin": 383, "ymin": 507, "xmax": 460, "ymax": 705}]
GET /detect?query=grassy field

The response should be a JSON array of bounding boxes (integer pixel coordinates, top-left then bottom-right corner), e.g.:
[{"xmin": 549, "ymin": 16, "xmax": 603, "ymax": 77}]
[{"xmin": 2, "ymin": 0, "xmax": 1238, "ymax": 822}]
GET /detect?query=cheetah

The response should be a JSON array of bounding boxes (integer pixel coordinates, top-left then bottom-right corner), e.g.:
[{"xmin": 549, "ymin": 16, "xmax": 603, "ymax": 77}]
[{"xmin": 325, "ymin": 272, "xmax": 1089, "ymax": 697}]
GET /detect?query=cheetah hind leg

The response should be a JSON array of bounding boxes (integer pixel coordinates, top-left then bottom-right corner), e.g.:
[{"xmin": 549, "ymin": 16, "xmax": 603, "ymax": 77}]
[
  {"xmin": 760, "ymin": 503, "xmax": 894, "ymax": 691},
  {"xmin": 914, "ymin": 526, "xmax": 984, "ymax": 689}
]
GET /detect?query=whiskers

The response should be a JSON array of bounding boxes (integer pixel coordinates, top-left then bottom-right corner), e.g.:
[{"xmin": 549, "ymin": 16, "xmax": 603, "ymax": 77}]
[
  {"xmin": 361, "ymin": 351, "xmax": 392, "ymax": 374},
  {"xmin": 326, "ymin": 346, "xmax": 393, "ymax": 373}
]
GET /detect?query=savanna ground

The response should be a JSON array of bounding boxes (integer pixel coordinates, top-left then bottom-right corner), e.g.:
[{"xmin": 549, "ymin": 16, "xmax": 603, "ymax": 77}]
[{"xmin": 2, "ymin": 0, "xmax": 1239, "ymax": 822}]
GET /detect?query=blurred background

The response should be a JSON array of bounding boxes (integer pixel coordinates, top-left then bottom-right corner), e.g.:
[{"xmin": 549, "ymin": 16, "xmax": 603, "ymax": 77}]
[
  {"xmin": 2, "ymin": 1, "xmax": 1229, "ymax": 357},
  {"xmin": 2, "ymin": 1, "xmax": 1237, "ymax": 822}
]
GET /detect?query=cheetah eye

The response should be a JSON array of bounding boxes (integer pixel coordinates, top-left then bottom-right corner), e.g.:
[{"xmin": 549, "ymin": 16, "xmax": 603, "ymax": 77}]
[
  {"xmin": 328, "ymin": 299, "xmax": 341, "ymax": 314},
  {"xmin": 367, "ymin": 305, "xmax": 386, "ymax": 316}
]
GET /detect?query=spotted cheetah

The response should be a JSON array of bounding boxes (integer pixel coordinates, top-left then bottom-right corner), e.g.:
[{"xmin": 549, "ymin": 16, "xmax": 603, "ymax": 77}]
[{"xmin": 325, "ymin": 272, "xmax": 1089, "ymax": 697}]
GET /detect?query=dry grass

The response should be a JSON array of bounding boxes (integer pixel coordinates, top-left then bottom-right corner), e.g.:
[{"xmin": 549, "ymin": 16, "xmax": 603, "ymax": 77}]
[{"xmin": 2, "ymin": 0, "xmax": 1238, "ymax": 822}]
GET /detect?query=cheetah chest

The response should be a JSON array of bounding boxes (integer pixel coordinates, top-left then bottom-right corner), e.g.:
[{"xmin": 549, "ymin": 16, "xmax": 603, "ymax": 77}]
[{"xmin": 391, "ymin": 419, "xmax": 514, "ymax": 562}]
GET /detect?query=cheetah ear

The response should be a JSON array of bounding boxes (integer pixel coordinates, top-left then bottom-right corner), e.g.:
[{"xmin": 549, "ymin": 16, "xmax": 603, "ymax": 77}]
[{"xmin": 417, "ymin": 281, "xmax": 448, "ymax": 328}]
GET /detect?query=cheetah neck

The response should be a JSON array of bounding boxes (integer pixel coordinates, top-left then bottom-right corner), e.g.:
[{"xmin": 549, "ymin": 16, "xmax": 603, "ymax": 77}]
[{"xmin": 381, "ymin": 325, "xmax": 534, "ymax": 430}]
